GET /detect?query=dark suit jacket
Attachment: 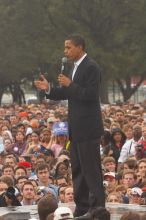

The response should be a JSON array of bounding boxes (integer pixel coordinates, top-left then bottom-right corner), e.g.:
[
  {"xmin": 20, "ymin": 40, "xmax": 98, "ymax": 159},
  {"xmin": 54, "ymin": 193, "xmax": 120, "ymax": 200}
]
[{"xmin": 46, "ymin": 56, "xmax": 104, "ymax": 142}]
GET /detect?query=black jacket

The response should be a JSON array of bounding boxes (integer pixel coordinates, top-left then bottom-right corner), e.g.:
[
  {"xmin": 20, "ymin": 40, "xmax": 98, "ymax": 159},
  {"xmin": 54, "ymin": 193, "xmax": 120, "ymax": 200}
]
[{"xmin": 46, "ymin": 56, "xmax": 104, "ymax": 142}]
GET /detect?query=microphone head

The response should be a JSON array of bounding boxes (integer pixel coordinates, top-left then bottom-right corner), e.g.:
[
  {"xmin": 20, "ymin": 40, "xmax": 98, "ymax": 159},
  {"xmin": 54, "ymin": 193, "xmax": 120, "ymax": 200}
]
[{"xmin": 62, "ymin": 57, "xmax": 68, "ymax": 64}]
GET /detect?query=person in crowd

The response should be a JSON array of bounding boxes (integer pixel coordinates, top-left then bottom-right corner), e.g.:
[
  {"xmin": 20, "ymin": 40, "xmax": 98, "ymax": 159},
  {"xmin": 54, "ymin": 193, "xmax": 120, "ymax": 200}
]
[
  {"xmin": 21, "ymin": 181, "xmax": 36, "ymax": 205},
  {"xmin": 115, "ymin": 109, "xmax": 125, "ymax": 129},
  {"xmin": 118, "ymin": 125, "xmax": 142, "ymax": 164},
  {"xmin": 106, "ymin": 192, "xmax": 122, "ymax": 203},
  {"xmin": 91, "ymin": 207, "xmax": 110, "ymax": 220},
  {"xmin": 12, "ymin": 131, "xmax": 27, "ymax": 156},
  {"xmin": 16, "ymin": 176, "xmax": 28, "ymax": 193},
  {"xmin": 36, "ymin": 163, "xmax": 58, "ymax": 198},
  {"xmin": 63, "ymin": 186, "xmax": 74, "ymax": 203},
  {"xmin": 102, "ymin": 157, "xmax": 116, "ymax": 172},
  {"xmin": 120, "ymin": 211, "xmax": 141, "ymax": 220},
  {"xmin": 1, "ymin": 165, "xmax": 14, "ymax": 177},
  {"xmin": 14, "ymin": 166, "xmax": 27, "ymax": 179},
  {"xmin": 122, "ymin": 169, "xmax": 137, "ymax": 189},
  {"xmin": 38, "ymin": 193, "xmax": 58, "ymax": 220},
  {"xmin": 104, "ymin": 172, "xmax": 117, "ymax": 195}
]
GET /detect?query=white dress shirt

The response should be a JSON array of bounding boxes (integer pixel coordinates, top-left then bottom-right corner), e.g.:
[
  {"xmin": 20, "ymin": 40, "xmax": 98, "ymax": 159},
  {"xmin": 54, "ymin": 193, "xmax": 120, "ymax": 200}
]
[{"xmin": 72, "ymin": 53, "xmax": 87, "ymax": 80}]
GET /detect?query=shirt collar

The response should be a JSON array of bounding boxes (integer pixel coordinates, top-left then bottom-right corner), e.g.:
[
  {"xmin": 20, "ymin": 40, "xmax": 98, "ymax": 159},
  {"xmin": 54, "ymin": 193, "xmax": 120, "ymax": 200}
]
[{"xmin": 74, "ymin": 53, "xmax": 87, "ymax": 67}]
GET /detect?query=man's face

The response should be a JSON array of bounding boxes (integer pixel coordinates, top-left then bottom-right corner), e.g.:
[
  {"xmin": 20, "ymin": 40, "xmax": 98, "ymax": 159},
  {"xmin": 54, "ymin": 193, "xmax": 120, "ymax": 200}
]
[
  {"xmin": 3, "ymin": 167, "xmax": 14, "ymax": 176},
  {"xmin": 22, "ymin": 184, "xmax": 35, "ymax": 200},
  {"xmin": 122, "ymin": 173, "xmax": 135, "ymax": 188},
  {"xmin": 104, "ymin": 176, "xmax": 116, "ymax": 193},
  {"xmin": 64, "ymin": 187, "xmax": 74, "ymax": 203},
  {"xmin": 37, "ymin": 168, "xmax": 49, "ymax": 183},
  {"xmin": 5, "ymin": 158, "xmax": 15, "ymax": 167},
  {"xmin": 17, "ymin": 178, "xmax": 27, "ymax": 191},
  {"xmin": 115, "ymin": 112, "xmax": 124, "ymax": 122},
  {"xmin": 57, "ymin": 178, "xmax": 67, "ymax": 187},
  {"xmin": 64, "ymin": 40, "xmax": 82, "ymax": 61}
]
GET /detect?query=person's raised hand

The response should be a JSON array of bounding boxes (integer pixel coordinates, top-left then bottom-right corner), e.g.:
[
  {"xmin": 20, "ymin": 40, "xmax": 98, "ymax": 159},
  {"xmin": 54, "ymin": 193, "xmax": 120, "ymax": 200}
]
[{"xmin": 34, "ymin": 74, "xmax": 49, "ymax": 91}]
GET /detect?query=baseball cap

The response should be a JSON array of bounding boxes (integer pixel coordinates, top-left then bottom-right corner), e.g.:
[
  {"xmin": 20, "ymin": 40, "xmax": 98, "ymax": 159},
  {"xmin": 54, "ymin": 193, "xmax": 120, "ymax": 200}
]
[
  {"xmin": 131, "ymin": 187, "xmax": 142, "ymax": 196},
  {"xmin": 104, "ymin": 172, "xmax": 115, "ymax": 179},
  {"xmin": 54, "ymin": 207, "xmax": 74, "ymax": 220}
]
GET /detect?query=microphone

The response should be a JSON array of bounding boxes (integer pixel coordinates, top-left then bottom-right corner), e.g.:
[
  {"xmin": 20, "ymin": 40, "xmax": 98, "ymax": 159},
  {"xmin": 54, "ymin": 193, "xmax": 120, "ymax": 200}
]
[{"xmin": 61, "ymin": 57, "xmax": 68, "ymax": 74}]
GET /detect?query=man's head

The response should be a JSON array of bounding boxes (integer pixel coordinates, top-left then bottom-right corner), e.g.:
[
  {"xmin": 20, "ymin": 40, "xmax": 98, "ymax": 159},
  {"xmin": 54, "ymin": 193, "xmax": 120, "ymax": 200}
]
[
  {"xmin": 2, "ymin": 165, "xmax": 14, "ymax": 177},
  {"xmin": 64, "ymin": 186, "xmax": 74, "ymax": 203},
  {"xmin": 22, "ymin": 181, "xmax": 35, "ymax": 201},
  {"xmin": 36, "ymin": 163, "xmax": 50, "ymax": 184},
  {"xmin": 16, "ymin": 176, "xmax": 28, "ymax": 191},
  {"xmin": 104, "ymin": 172, "xmax": 116, "ymax": 193},
  {"xmin": 122, "ymin": 169, "xmax": 136, "ymax": 189},
  {"xmin": 91, "ymin": 207, "xmax": 110, "ymax": 220},
  {"xmin": 103, "ymin": 157, "xmax": 116, "ymax": 172},
  {"xmin": 38, "ymin": 193, "xmax": 58, "ymax": 220},
  {"xmin": 14, "ymin": 166, "xmax": 27, "ymax": 179},
  {"xmin": 64, "ymin": 34, "xmax": 85, "ymax": 61}
]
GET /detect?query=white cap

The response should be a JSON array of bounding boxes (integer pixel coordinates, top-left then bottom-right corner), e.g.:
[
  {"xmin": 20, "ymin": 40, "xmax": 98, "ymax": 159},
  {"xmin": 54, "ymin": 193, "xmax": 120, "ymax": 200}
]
[
  {"xmin": 131, "ymin": 187, "xmax": 142, "ymax": 196},
  {"xmin": 104, "ymin": 172, "xmax": 116, "ymax": 178},
  {"xmin": 54, "ymin": 207, "xmax": 73, "ymax": 220}
]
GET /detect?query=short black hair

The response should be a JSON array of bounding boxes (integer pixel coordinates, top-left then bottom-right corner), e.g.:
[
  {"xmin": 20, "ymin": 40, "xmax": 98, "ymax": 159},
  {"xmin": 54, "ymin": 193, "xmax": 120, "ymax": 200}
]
[
  {"xmin": 66, "ymin": 34, "xmax": 85, "ymax": 51},
  {"xmin": 91, "ymin": 207, "xmax": 110, "ymax": 220}
]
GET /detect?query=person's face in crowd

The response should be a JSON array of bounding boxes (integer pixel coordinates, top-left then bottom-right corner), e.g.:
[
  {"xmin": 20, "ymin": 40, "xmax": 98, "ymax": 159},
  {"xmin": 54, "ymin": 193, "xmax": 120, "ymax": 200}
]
[
  {"xmin": 142, "ymin": 127, "xmax": 146, "ymax": 140},
  {"xmin": 1, "ymin": 126, "xmax": 9, "ymax": 133},
  {"xmin": 104, "ymin": 162, "xmax": 116, "ymax": 172},
  {"xmin": 115, "ymin": 112, "xmax": 124, "ymax": 123},
  {"xmin": 56, "ymin": 178, "xmax": 68, "ymax": 187},
  {"xmin": 57, "ymin": 135, "xmax": 67, "ymax": 144},
  {"xmin": 37, "ymin": 168, "xmax": 49, "ymax": 184},
  {"xmin": 129, "ymin": 118, "xmax": 137, "ymax": 127},
  {"xmin": 125, "ymin": 128, "xmax": 133, "ymax": 140},
  {"xmin": 15, "ymin": 168, "xmax": 26, "ymax": 179},
  {"xmin": 5, "ymin": 157, "xmax": 16, "ymax": 167},
  {"xmin": 22, "ymin": 184, "xmax": 35, "ymax": 200},
  {"xmin": 0, "ymin": 182, "xmax": 8, "ymax": 195},
  {"xmin": 4, "ymin": 139, "xmax": 12, "ymax": 151},
  {"xmin": 3, "ymin": 120, "xmax": 10, "ymax": 129},
  {"xmin": 10, "ymin": 115, "xmax": 18, "ymax": 125},
  {"xmin": 0, "ymin": 118, "xmax": 3, "ymax": 126},
  {"xmin": 16, "ymin": 131, "xmax": 25, "ymax": 142},
  {"xmin": 136, "ymin": 171, "xmax": 142, "ymax": 182},
  {"xmin": 122, "ymin": 173, "xmax": 135, "ymax": 188},
  {"xmin": 44, "ymin": 112, "xmax": 50, "ymax": 121},
  {"xmin": 42, "ymin": 131, "xmax": 51, "ymax": 142},
  {"xmin": 133, "ymin": 127, "xmax": 142, "ymax": 140},
  {"xmin": 64, "ymin": 187, "xmax": 74, "ymax": 203},
  {"xmin": 107, "ymin": 194, "xmax": 121, "ymax": 203},
  {"xmin": 129, "ymin": 193, "xmax": 142, "ymax": 204},
  {"xmin": 64, "ymin": 40, "xmax": 84, "ymax": 62},
  {"xmin": 57, "ymin": 163, "xmax": 68, "ymax": 176},
  {"xmin": 17, "ymin": 178, "xmax": 28, "ymax": 191},
  {"xmin": 36, "ymin": 113, "xmax": 43, "ymax": 120},
  {"xmin": 138, "ymin": 162, "xmax": 146, "ymax": 175},
  {"xmin": 113, "ymin": 132, "xmax": 122, "ymax": 142},
  {"xmin": 31, "ymin": 133, "xmax": 39, "ymax": 143},
  {"xmin": 2, "ymin": 131, "xmax": 10, "ymax": 140},
  {"xmin": 104, "ymin": 176, "xmax": 116, "ymax": 193},
  {"xmin": 17, "ymin": 126, "xmax": 25, "ymax": 133},
  {"xmin": 3, "ymin": 167, "xmax": 14, "ymax": 176}
]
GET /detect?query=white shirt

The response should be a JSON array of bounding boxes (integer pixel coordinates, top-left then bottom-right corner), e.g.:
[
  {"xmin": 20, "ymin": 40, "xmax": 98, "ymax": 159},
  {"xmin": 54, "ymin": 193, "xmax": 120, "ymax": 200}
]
[
  {"xmin": 118, "ymin": 139, "xmax": 138, "ymax": 163},
  {"xmin": 72, "ymin": 53, "xmax": 87, "ymax": 80}
]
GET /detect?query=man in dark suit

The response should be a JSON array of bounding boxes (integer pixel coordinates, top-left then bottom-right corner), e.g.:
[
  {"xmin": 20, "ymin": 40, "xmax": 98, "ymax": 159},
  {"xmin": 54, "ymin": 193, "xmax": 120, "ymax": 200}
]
[{"xmin": 35, "ymin": 34, "xmax": 105, "ymax": 217}]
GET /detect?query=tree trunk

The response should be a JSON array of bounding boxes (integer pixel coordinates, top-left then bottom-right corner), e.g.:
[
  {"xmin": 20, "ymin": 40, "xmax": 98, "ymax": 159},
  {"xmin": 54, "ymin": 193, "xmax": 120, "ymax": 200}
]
[
  {"xmin": 100, "ymin": 72, "xmax": 109, "ymax": 104},
  {"xmin": 116, "ymin": 76, "xmax": 144, "ymax": 102}
]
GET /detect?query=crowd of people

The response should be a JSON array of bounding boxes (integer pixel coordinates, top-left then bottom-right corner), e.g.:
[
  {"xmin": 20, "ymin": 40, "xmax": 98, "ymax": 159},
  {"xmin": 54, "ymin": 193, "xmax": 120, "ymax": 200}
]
[{"xmin": 0, "ymin": 100, "xmax": 145, "ymax": 219}]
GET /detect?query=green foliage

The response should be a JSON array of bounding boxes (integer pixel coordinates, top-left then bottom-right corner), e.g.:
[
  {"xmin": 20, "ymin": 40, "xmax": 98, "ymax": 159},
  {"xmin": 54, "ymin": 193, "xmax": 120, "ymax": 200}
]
[{"xmin": 0, "ymin": 0, "xmax": 145, "ymax": 103}]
